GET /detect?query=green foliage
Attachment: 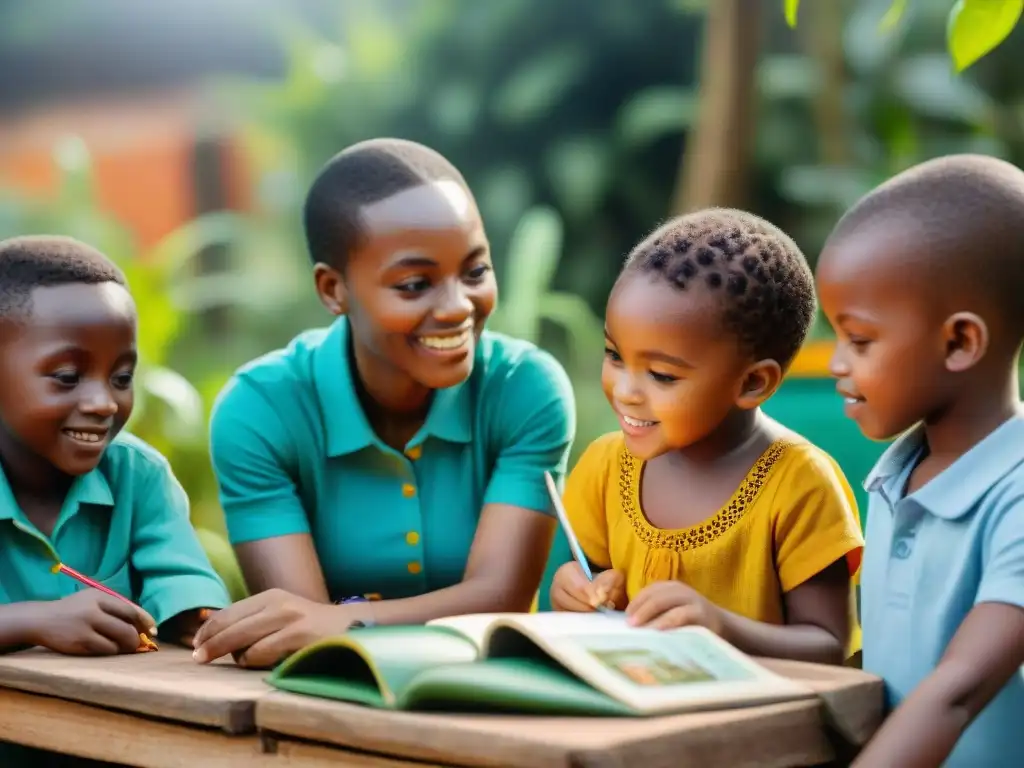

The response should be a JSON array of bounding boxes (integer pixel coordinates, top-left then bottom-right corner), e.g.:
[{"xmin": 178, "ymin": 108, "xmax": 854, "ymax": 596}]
[
  {"xmin": 784, "ymin": 0, "xmax": 1023, "ymax": 71},
  {"xmin": 489, "ymin": 207, "xmax": 617, "ymax": 459},
  {"xmin": 784, "ymin": 0, "xmax": 800, "ymax": 27},
  {"xmin": 224, "ymin": 0, "xmax": 706, "ymax": 326},
  {"xmin": 947, "ymin": 0, "xmax": 1024, "ymax": 71}
]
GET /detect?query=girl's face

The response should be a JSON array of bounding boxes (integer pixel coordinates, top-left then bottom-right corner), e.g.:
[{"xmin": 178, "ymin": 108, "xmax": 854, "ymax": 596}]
[
  {"xmin": 316, "ymin": 181, "xmax": 497, "ymax": 402},
  {"xmin": 601, "ymin": 273, "xmax": 765, "ymax": 461}
]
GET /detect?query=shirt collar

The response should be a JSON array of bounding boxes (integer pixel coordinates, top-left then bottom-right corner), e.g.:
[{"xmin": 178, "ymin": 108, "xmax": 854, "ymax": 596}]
[
  {"xmin": 313, "ymin": 316, "xmax": 473, "ymax": 458},
  {"xmin": 0, "ymin": 460, "xmax": 114, "ymax": 521},
  {"xmin": 864, "ymin": 413, "xmax": 1024, "ymax": 520}
]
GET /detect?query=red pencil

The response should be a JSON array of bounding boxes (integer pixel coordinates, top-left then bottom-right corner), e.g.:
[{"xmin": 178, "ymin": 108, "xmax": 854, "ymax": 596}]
[
  {"xmin": 51, "ymin": 562, "xmax": 137, "ymax": 608},
  {"xmin": 51, "ymin": 562, "xmax": 158, "ymax": 650}
]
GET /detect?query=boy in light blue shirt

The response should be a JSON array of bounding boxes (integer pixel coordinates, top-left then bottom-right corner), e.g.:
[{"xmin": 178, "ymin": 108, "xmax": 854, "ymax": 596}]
[
  {"xmin": 0, "ymin": 236, "xmax": 230, "ymax": 657},
  {"xmin": 816, "ymin": 154, "xmax": 1024, "ymax": 767}
]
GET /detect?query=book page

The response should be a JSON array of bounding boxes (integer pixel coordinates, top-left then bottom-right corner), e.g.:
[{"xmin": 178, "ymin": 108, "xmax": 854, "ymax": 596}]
[
  {"xmin": 484, "ymin": 615, "xmax": 812, "ymax": 715},
  {"xmin": 430, "ymin": 611, "xmax": 629, "ymax": 647},
  {"xmin": 428, "ymin": 613, "xmax": 512, "ymax": 649}
]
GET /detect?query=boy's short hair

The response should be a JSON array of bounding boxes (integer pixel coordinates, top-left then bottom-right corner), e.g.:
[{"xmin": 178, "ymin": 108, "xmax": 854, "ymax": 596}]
[
  {"xmin": 826, "ymin": 153, "xmax": 1024, "ymax": 334},
  {"xmin": 0, "ymin": 235, "xmax": 126, "ymax": 322},
  {"xmin": 303, "ymin": 138, "xmax": 471, "ymax": 271},
  {"xmin": 623, "ymin": 208, "xmax": 816, "ymax": 370}
]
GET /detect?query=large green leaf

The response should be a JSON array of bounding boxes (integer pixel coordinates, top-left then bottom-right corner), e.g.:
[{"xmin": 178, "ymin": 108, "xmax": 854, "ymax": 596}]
[
  {"xmin": 784, "ymin": 0, "xmax": 800, "ymax": 27},
  {"xmin": 880, "ymin": 0, "xmax": 909, "ymax": 29},
  {"xmin": 615, "ymin": 86, "xmax": 698, "ymax": 147},
  {"xmin": 947, "ymin": 0, "xmax": 1024, "ymax": 71},
  {"xmin": 131, "ymin": 365, "xmax": 206, "ymax": 444},
  {"xmin": 490, "ymin": 206, "xmax": 564, "ymax": 342},
  {"xmin": 491, "ymin": 44, "xmax": 588, "ymax": 126}
]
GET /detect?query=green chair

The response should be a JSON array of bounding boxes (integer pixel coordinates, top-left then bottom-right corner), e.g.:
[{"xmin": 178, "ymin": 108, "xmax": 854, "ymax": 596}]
[{"xmin": 763, "ymin": 375, "xmax": 886, "ymax": 524}]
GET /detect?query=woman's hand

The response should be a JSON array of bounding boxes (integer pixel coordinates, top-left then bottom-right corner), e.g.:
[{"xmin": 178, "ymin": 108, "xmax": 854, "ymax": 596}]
[
  {"xmin": 550, "ymin": 562, "xmax": 626, "ymax": 612},
  {"xmin": 191, "ymin": 589, "xmax": 361, "ymax": 668},
  {"xmin": 626, "ymin": 581, "xmax": 724, "ymax": 634}
]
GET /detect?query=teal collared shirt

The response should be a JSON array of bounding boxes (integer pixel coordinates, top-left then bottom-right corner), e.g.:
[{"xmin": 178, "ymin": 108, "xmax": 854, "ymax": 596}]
[
  {"xmin": 0, "ymin": 433, "xmax": 231, "ymax": 627},
  {"xmin": 860, "ymin": 414, "xmax": 1024, "ymax": 768},
  {"xmin": 209, "ymin": 317, "xmax": 575, "ymax": 601}
]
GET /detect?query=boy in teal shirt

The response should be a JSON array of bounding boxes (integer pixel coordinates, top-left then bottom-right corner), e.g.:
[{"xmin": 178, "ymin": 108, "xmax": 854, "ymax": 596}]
[{"xmin": 0, "ymin": 235, "xmax": 229, "ymax": 656}]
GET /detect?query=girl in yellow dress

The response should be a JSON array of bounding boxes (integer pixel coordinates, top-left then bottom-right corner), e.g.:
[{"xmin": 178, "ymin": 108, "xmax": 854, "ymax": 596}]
[{"xmin": 551, "ymin": 209, "xmax": 864, "ymax": 664}]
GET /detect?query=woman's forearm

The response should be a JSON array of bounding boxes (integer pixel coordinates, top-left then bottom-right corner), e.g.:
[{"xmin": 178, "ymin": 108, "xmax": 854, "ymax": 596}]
[{"xmin": 359, "ymin": 576, "xmax": 532, "ymax": 626}]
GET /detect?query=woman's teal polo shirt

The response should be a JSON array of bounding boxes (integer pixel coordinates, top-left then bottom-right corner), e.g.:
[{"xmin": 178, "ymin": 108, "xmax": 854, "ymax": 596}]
[{"xmin": 209, "ymin": 317, "xmax": 576, "ymax": 601}]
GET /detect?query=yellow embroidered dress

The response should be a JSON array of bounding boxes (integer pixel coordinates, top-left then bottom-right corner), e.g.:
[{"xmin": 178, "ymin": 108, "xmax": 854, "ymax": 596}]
[{"xmin": 564, "ymin": 432, "xmax": 864, "ymax": 632}]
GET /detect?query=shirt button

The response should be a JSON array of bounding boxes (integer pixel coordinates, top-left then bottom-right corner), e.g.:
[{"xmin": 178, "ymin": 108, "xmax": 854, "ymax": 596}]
[
  {"xmin": 405, "ymin": 446, "xmax": 422, "ymax": 460},
  {"xmin": 402, "ymin": 483, "xmax": 416, "ymax": 498},
  {"xmin": 893, "ymin": 539, "xmax": 912, "ymax": 559},
  {"xmin": 407, "ymin": 561, "xmax": 422, "ymax": 574},
  {"xmin": 406, "ymin": 531, "xmax": 420, "ymax": 546}
]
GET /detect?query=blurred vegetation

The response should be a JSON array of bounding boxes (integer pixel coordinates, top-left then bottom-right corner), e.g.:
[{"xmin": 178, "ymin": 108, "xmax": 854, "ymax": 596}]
[
  {"xmin": 2, "ymin": 0, "xmax": 1024, "ymax": 591},
  {"xmin": 785, "ymin": 0, "xmax": 1024, "ymax": 72}
]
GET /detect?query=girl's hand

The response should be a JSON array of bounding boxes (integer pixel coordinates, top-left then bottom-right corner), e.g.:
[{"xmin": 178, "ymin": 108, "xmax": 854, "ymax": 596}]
[
  {"xmin": 191, "ymin": 589, "xmax": 360, "ymax": 668},
  {"xmin": 551, "ymin": 562, "xmax": 626, "ymax": 612},
  {"xmin": 626, "ymin": 581, "xmax": 724, "ymax": 634}
]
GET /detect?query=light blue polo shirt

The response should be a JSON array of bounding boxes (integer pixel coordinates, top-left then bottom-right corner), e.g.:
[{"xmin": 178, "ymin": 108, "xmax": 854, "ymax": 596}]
[
  {"xmin": 860, "ymin": 413, "xmax": 1024, "ymax": 767},
  {"xmin": 209, "ymin": 316, "xmax": 575, "ymax": 602},
  {"xmin": 0, "ymin": 433, "xmax": 231, "ymax": 628}
]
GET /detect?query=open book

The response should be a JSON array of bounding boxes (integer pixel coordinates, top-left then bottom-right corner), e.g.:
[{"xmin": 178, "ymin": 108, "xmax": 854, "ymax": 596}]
[{"xmin": 266, "ymin": 612, "xmax": 814, "ymax": 716}]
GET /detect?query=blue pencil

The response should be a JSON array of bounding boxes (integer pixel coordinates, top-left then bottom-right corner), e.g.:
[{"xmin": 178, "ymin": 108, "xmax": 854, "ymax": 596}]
[{"xmin": 544, "ymin": 471, "xmax": 614, "ymax": 613}]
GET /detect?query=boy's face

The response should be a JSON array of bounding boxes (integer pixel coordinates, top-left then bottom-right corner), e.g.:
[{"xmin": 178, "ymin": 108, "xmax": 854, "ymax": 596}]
[
  {"xmin": 817, "ymin": 229, "xmax": 951, "ymax": 440},
  {"xmin": 319, "ymin": 181, "xmax": 496, "ymax": 392},
  {"xmin": 0, "ymin": 282, "xmax": 137, "ymax": 477},
  {"xmin": 601, "ymin": 274, "xmax": 753, "ymax": 460}
]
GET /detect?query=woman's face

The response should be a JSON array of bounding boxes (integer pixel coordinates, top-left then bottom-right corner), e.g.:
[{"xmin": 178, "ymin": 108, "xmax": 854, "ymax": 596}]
[{"xmin": 316, "ymin": 181, "xmax": 497, "ymax": 399}]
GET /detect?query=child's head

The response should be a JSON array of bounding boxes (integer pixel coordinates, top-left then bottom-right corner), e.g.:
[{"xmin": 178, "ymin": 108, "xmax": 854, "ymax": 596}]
[
  {"xmin": 303, "ymin": 138, "xmax": 495, "ymax": 394},
  {"xmin": 0, "ymin": 235, "xmax": 135, "ymax": 479},
  {"xmin": 816, "ymin": 154, "xmax": 1024, "ymax": 441},
  {"xmin": 605, "ymin": 208, "xmax": 815, "ymax": 459}
]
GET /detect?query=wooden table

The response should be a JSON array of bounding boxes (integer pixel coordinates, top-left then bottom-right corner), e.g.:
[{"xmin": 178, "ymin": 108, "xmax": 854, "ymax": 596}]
[{"xmin": 0, "ymin": 647, "xmax": 884, "ymax": 768}]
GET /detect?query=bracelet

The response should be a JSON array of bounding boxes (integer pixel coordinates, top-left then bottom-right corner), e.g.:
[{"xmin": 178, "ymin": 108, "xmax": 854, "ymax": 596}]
[{"xmin": 337, "ymin": 595, "xmax": 376, "ymax": 628}]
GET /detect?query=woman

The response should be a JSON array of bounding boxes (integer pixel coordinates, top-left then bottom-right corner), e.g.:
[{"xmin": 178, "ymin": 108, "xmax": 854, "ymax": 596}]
[{"xmin": 192, "ymin": 139, "xmax": 575, "ymax": 668}]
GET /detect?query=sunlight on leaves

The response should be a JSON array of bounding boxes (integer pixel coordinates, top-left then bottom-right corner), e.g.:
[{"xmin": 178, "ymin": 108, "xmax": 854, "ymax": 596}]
[
  {"xmin": 616, "ymin": 86, "xmax": 698, "ymax": 147},
  {"xmin": 491, "ymin": 44, "xmax": 588, "ymax": 126},
  {"xmin": 880, "ymin": 0, "xmax": 909, "ymax": 30},
  {"xmin": 490, "ymin": 206, "xmax": 563, "ymax": 342},
  {"xmin": 947, "ymin": 0, "xmax": 1024, "ymax": 72},
  {"xmin": 785, "ymin": 0, "xmax": 800, "ymax": 27},
  {"xmin": 132, "ymin": 365, "xmax": 206, "ymax": 443}
]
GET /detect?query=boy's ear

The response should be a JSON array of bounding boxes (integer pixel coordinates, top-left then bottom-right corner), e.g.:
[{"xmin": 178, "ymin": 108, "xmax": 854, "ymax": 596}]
[
  {"xmin": 735, "ymin": 359, "xmax": 783, "ymax": 411},
  {"xmin": 313, "ymin": 263, "xmax": 348, "ymax": 316},
  {"xmin": 942, "ymin": 311, "xmax": 988, "ymax": 373}
]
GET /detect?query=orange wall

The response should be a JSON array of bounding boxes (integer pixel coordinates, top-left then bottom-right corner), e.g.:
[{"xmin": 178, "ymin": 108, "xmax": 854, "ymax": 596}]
[{"xmin": 0, "ymin": 88, "xmax": 250, "ymax": 250}]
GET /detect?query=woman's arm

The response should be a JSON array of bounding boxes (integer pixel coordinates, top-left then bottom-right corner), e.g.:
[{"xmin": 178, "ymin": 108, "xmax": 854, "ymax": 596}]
[
  {"xmin": 360, "ymin": 503, "xmax": 556, "ymax": 622},
  {"xmin": 233, "ymin": 535, "xmax": 330, "ymax": 603},
  {"xmin": 191, "ymin": 505, "xmax": 554, "ymax": 667},
  {"xmin": 208, "ymin": 376, "xmax": 330, "ymax": 604}
]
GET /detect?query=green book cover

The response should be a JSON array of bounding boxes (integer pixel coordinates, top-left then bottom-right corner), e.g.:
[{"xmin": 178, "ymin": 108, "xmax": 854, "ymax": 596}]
[{"xmin": 266, "ymin": 612, "xmax": 813, "ymax": 717}]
